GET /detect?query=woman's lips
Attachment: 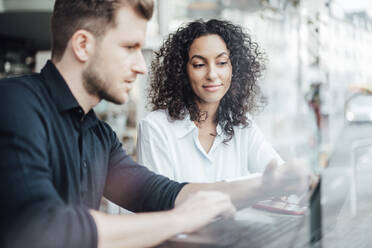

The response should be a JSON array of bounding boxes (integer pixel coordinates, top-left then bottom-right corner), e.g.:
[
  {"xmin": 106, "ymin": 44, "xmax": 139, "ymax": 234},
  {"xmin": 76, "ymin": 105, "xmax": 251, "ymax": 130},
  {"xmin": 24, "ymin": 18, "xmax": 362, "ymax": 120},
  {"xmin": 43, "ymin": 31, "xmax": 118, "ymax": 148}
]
[{"xmin": 202, "ymin": 84, "xmax": 223, "ymax": 92}]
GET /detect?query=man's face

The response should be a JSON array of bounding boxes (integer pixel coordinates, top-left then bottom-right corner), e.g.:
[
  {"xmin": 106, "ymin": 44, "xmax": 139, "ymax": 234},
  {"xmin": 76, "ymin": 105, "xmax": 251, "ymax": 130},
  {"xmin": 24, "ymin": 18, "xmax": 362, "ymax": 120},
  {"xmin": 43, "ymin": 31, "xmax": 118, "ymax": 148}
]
[{"xmin": 83, "ymin": 6, "xmax": 147, "ymax": 104}]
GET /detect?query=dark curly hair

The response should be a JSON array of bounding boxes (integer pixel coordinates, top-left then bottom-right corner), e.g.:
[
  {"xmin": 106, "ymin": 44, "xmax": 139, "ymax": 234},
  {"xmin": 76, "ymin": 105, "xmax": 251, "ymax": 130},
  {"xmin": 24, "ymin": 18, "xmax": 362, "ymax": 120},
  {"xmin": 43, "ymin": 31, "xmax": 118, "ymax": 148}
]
[{"xmin": 149, "ymin": 19, "xmax": 266, "ymax": 143}]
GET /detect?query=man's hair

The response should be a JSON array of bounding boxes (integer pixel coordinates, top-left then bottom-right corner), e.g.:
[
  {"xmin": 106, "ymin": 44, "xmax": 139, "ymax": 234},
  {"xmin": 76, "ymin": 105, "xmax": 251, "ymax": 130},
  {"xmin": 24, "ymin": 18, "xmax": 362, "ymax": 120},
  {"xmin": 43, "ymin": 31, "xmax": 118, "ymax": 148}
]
[
  {"xmin": 149, "ymin": 19, "xmax": 266, "ymax": 143},
  {"xmin": 51, "ymin": 0, "xmax": 154, "ymax": 61}
]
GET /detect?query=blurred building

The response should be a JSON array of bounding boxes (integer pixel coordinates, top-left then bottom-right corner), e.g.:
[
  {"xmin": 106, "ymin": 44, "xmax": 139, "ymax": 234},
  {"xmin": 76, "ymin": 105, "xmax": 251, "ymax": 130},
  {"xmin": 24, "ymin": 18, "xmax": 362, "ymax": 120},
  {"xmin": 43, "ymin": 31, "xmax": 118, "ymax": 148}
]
[{"xmin": 318, "ymin": 1, "xmax": 372, "ymax": 153}]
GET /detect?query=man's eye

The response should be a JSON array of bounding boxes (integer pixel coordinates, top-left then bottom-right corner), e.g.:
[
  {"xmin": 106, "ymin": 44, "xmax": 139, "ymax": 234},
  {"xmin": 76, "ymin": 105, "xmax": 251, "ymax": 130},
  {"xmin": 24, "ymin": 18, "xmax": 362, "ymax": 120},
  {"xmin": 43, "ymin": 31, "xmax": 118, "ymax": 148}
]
[{"xmin": 124, "ymin": 45, "xmax": 139, "ymax": 50}]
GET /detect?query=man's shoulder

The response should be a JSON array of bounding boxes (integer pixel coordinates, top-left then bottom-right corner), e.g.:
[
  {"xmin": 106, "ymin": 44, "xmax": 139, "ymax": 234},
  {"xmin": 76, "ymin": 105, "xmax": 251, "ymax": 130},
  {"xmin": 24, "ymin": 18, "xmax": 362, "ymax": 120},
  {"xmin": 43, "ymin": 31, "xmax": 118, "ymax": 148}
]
[
  {"xmin": 0, "ymin": 73, "xmax": 43, "ymax": 85},
  {"xmin": 0, "ymin": 74, "xmax": 50, "ymax": 130},
  {"xmin": 0, "ymin": 74, "xmax": 46, "ymax": 100}
]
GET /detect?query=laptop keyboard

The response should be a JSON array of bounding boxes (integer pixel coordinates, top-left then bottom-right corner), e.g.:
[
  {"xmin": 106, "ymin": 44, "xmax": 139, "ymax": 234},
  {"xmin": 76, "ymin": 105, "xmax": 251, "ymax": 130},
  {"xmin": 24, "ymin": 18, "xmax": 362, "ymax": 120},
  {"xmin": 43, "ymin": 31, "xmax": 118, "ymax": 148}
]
[
  {"xmin": 235, "ymin": 215, "xmax": 306, "ymax": 247},
  {"xmin": 166, "ymin": 212, "xmax": 372, "ymax": 248},
  {"xmin": 187, "ymin": 214, "xmax": 306, "ymax": 247}
]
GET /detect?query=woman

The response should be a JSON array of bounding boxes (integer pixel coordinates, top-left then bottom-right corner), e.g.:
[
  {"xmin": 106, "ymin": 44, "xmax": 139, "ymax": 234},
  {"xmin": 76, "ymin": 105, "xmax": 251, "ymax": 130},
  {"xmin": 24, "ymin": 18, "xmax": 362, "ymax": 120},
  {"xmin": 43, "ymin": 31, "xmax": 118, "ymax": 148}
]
[{"xmin": 137, "ymin": 19, "xmax": 283, "ymax": 183}]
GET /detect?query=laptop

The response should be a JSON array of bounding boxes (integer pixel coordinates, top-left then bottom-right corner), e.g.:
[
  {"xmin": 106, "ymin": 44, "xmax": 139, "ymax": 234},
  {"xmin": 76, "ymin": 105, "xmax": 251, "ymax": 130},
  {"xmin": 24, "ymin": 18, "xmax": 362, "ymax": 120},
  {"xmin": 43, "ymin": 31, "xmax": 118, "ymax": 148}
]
[{"xmin": 159, "ymin": 168, "xmax": 351, "ymax": 248}]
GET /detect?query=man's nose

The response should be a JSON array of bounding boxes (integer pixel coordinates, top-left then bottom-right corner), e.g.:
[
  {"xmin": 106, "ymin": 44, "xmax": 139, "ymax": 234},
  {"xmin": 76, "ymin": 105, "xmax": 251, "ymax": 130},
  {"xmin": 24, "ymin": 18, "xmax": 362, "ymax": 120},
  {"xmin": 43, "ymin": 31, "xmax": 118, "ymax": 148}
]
[{"xmin": 132, "ymin": 50, "xmax": 147, "ymax": 75}]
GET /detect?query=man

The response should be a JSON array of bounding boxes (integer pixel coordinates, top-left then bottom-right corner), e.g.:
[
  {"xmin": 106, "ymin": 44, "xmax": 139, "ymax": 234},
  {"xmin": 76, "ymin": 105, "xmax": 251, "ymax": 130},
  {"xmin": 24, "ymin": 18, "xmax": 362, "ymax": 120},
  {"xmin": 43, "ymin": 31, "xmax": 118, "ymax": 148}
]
[{"xmin": 0, "ymin": 0, "xmax": 312, "ymax": 247}]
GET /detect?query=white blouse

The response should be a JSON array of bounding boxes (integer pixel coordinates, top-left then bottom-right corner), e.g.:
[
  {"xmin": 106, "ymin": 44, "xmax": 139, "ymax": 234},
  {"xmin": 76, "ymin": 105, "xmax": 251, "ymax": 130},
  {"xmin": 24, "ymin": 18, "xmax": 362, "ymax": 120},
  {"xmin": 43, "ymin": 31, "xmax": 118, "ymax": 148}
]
[{"xmin": 137, "ymin": 110, "xmax": 283, "ymax": 183}]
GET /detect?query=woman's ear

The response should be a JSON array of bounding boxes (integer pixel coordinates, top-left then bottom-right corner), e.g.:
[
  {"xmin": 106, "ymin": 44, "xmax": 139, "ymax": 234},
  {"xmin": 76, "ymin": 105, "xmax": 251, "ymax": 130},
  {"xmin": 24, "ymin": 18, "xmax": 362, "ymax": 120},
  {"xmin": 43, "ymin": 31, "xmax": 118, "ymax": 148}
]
[{"xmin": 70, "ymin": 30, "xmax": 96, "ymax": 62}]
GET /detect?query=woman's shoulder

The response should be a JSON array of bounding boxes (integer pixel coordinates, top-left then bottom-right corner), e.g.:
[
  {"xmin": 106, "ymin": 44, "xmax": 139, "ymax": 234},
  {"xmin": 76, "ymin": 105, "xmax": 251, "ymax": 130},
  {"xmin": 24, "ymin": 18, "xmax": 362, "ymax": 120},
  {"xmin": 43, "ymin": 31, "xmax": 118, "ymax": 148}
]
[
  {"xmin": 233, "ymin": 113, "xmax": 260, "ymax": 135},
  {"xmin": 140, "ymin": 109, "xmax": 193, "ymax": 136},
  {"xmin": 140, "ymin": 109, "xmax": 179, "ymax": 129},
  {"xmin": 142, "ymin": 109, "xmax": 169, "ymax": 122}
]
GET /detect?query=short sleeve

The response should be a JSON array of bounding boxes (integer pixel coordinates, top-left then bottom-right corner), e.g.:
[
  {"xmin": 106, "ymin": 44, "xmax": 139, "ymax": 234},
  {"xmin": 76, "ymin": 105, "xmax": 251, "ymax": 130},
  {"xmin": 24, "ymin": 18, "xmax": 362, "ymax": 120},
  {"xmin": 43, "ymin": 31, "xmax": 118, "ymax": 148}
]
[
  {"xmin": 247, "ymin": 121, "xmax": 284, "ymax": 173},
  {"xmin": 136, "ymin": 119, "xmax": 177, "ymax": 179}
]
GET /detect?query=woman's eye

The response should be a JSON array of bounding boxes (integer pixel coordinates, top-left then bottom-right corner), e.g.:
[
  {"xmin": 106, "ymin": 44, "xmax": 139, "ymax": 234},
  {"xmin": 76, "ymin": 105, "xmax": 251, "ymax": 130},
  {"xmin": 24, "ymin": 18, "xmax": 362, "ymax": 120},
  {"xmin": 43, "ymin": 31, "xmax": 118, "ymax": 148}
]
[
  {"xmin": 193, "ymin": 64, "xmax": 205, "ymax": 68},
  {"xmin": 218, "ymin": 61, "xmax": 228, "ymax": 66}
]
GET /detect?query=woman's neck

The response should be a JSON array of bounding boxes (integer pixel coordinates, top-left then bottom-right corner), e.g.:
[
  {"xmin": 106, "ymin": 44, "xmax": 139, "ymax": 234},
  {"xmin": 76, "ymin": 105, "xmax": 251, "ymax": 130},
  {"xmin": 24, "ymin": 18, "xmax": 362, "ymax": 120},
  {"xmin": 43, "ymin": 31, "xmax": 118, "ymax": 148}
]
[
  {"xmin": 194, "ymin": 101, "xmax": 219, "ymax": 153},
  {"xmin": 195, "ymin": 101, "xmax": 219, "ymax": 125}
]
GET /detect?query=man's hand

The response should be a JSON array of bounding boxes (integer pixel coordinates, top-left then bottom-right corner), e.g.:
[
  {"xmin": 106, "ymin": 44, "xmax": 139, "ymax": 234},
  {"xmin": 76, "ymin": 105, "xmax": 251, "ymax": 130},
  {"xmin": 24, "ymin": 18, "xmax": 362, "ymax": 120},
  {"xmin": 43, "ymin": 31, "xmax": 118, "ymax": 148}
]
[
  {"xmin": 171, "ymin": 191, "xmax": 236, "ymax": 234},
  {"xmin": 91, "ymin": 191, "xmax": 234, "ymax": 248}
]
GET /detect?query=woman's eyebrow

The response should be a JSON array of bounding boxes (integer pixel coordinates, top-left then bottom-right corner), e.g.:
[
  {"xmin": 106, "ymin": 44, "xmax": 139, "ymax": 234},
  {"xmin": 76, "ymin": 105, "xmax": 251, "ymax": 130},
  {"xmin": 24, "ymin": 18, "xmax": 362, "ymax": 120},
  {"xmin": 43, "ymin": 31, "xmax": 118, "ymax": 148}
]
[
  {"xmin": 190, "ymin": 52, "xmax": 228, "ymax": 61},
  {"xmin": 190, "ymin": 55, "xmax": 206, "ymax": 61},
  {"xmin": 216, "ymin": 52, "xmax": 229, "ymax": 58}
]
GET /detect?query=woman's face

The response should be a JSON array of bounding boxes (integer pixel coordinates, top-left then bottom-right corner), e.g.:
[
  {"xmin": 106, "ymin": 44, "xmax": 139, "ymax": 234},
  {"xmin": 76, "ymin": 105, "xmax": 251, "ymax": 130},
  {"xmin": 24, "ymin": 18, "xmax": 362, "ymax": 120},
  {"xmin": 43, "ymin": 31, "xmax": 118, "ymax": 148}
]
[{"xmin": 186, "ymin": 34, "xmax": 232, "ymax": 108}]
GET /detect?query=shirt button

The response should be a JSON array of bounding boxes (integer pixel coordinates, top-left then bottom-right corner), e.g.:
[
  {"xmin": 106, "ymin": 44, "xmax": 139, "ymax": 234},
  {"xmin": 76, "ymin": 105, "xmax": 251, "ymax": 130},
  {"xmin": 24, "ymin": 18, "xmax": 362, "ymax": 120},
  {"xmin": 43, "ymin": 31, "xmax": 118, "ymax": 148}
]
[{"xmin": 83, "ymin": 161, "xmax": 87, "ymax": 168}]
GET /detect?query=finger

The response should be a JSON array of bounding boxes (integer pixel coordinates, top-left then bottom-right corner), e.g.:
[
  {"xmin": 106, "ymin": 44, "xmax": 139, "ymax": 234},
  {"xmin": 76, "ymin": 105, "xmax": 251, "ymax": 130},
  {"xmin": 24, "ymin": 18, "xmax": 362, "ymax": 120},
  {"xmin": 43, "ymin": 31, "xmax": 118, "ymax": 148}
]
[
  {"xmin": 214, "ymin": 200, "xmax": 236, "ymax": 219},
  {"xmin": 219, "ymin": 207, "xmax": 236, "ymax": 219},
  {"xmin": 201, "ymin": 192, "xmax": 236, "ymax": 218},
  {"xmin": 309, "ymin": 174, "xmax": 320, "ymax": 190},
  {"xmin": 263, "ymin": 159, "xmax": 278, "ymax": 178}
]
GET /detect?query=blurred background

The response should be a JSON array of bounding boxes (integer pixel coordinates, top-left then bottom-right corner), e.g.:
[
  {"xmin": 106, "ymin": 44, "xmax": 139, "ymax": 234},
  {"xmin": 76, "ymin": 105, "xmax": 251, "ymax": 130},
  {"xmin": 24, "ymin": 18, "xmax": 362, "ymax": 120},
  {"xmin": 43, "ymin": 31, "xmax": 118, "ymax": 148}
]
[{"xmin": 1, "ymin": 0, "xmax": 372, "ymax": 213}]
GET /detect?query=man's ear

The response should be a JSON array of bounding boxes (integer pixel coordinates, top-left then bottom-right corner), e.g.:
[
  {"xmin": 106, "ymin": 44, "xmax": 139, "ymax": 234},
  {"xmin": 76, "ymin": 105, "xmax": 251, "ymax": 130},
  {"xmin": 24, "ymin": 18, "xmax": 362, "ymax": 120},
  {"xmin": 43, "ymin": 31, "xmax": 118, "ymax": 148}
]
[{"xmin": 70, "ymin": 30, "xmax": 96, "ymax": 62}]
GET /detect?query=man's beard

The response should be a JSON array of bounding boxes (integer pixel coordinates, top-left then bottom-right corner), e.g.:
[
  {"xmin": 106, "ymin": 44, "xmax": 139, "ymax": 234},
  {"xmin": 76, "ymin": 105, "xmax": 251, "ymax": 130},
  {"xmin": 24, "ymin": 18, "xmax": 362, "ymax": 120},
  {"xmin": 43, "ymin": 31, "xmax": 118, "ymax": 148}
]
[{"xmin": 82, "ymin": 63, "xmax": 121, "ymax": 105}]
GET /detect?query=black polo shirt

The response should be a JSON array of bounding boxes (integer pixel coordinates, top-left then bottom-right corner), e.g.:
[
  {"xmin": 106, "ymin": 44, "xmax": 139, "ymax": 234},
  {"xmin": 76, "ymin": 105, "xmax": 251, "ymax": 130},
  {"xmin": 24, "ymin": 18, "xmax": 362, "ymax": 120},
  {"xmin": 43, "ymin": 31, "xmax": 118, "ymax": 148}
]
[{"xmin": 0, "ymin": 61, "xmax": 186, "ymax": 248}]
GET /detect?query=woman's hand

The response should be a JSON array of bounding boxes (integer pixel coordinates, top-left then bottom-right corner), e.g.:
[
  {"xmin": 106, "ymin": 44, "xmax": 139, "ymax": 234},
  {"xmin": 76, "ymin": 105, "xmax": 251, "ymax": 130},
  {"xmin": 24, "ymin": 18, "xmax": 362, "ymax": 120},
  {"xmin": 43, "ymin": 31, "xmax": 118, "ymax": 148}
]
[{"xmin": 262, "ymin": 159, "xmax": 317, "ymax": 197}]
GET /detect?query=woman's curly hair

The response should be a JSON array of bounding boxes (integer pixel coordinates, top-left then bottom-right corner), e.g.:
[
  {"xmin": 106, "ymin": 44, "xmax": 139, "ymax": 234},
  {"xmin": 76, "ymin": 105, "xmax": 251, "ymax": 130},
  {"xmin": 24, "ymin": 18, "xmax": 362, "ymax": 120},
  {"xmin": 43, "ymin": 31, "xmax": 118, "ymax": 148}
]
[{"xmin": 149, "ymin": 19, "xmax": 266, "ymax": 143}]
